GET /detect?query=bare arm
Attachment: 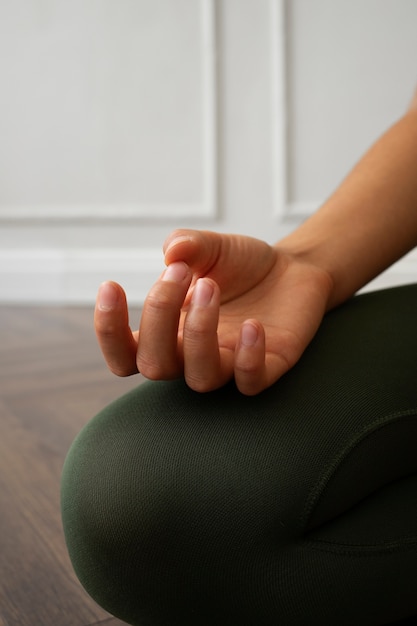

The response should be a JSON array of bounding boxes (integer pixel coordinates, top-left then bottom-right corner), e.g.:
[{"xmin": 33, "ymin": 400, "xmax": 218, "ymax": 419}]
[{"xmin": 279, "ymin": 107, "xmax": 417, "ymax": 309}]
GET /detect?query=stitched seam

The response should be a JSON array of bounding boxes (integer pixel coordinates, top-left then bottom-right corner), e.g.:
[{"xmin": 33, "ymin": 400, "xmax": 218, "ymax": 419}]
[
  {"xmin": 300, "ymin": 408, "xmax": 417, "ymax": 530},
  {"xmin": 305, "ymin": 535, "xmax": 417, "ymax": 556}
]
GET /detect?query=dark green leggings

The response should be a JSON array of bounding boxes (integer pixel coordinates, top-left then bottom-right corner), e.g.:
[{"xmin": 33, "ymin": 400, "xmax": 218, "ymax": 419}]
[{"xmin": 61, "ymin": 285, "xmax": 417, "ymax": 626}]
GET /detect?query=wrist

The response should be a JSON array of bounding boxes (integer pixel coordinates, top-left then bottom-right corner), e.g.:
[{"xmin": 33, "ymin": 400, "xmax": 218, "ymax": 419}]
[{"xmin": 273, "ymin": 238, "xmax": 337, "ymax": 312}]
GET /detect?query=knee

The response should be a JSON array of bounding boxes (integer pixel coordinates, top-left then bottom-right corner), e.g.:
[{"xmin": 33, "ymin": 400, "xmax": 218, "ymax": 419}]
[
  {"xmin": 62, "ymin": 382, "xmax": 201, "ymax": 624},
  {"xmin": 61, "ymin": 393, "xmax": 144, "ymax": 622},
  {"xmin": 62, "ymin": 378, "xmax": 313, "ymax": 625},
  {"xmin": 61, "ymin": 381, "xmax": 274, "ymax": 625}
]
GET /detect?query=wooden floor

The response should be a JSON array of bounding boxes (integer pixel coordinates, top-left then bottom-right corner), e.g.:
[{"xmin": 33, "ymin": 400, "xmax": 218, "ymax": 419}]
[{"xmin": 0, "ymin": 305, "xmax": 144, "ymax": 626}]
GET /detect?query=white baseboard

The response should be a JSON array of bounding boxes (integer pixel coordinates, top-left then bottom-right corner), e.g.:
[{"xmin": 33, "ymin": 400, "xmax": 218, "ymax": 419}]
[
  {"xmin": 0, "ymin": 247, "xmax": 164, "ymax": 305},
  {"xmin": 0, "ymin": 246, "xmax": 416, "ymax": 305}
]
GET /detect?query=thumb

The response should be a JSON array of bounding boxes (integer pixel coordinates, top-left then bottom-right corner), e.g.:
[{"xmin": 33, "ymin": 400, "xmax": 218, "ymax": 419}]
[{"xmin": 163, "ymin": 229, "xmax": 221, "ymax": 277}]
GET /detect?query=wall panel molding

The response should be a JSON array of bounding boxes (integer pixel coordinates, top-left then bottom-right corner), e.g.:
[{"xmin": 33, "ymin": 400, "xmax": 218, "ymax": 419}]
[
  {"xmin": 270, "ymin": 0, "xmax": 313, "ymax": 222},
  {"xmin": 0, "ymin": 0, "xmax": 218, "ymax": 223},
  {"xmin": 272, "ymin": 0, "xmax": 417, "ymax": 224},
  {"xmin": 270, "ymin": 0, "xmax": 288, "ymax": 219}
]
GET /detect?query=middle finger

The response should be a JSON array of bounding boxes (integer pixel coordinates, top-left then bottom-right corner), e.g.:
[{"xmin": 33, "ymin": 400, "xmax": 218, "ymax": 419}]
[
  {"xmin": 137, "ymin": 262, "xmax": 192, "ymax": 380},
  {"xmin": 183, "ymin": 278, "xmax": 234, "ymax": 391}
]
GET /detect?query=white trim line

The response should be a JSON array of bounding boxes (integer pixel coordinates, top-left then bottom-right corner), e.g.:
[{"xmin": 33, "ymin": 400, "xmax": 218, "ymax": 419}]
[
  {"xmin": 270, "ymin": 0, "xmax": 289, "ymax": 219},
  {"xmin": 1, "ymin": 245, "xmax": 416, "ymax": 305},
  {"xmin": 269, "ymin": 1, "xmax": 323, "ymax": 225},
  {"xmin": 0, "ymin": 247, "xmax": 164, "ymax": 305},
  {"xmin": 0, "ymin": 202, "xmax": 214, "ymax": 221},
  {"xmin": 201, "ymin": 0, "xmax": 218, "ymax": 218}
]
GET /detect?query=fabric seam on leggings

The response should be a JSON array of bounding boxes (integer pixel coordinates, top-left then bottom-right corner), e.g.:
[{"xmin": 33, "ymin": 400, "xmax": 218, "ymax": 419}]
[
  {"xmin": 304, "ymin": 536, "xmax": 417, "ymax": 556},
  {"xmin": 300, "ymin": 408, "xmax": 417, "ymax": 532}
]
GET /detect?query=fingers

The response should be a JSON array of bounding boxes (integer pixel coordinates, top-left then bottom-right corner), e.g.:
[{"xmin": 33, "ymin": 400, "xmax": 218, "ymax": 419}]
[
  {"xmin": 137, "ymin": 262, "xmax": 192, "ymax": 380},
  {"xmin": 233, "ymin": 320, "xmax": 267, "ymax": 395},
  {"xmin": 182, "ymin": 278, "xmax": 234, "ymax": 392},
  {"xmin": 234, "ymin": 321, "xmax": 296, "ymax": 396},
  {"xmin": 139, "ymin": 261, "xmax": 295, "ymax": 394},
  {"xmin": 96, "ymin": 263, "xmax": 193, "ymax": 381},
  {"xmin": 140, "ymin": 271, "xmax": 235, "ymax": 390},
  {"xmin": 95, "ymin": 277, "xmax": 291, "ymax": 394},
  {"xmin": 163, "ymin": 229, "xmax": 222, "ymax": 291},
  {"xmin": 95, "ymin": 281, "xmax": 139, "ymax": 376},
  {"xmin": 181, "ymin": 285, "xmax": 291, "ymax": 395},
  {"xmin": 163, "ymin": 229, "xmax": 278, "ymax": 304}
]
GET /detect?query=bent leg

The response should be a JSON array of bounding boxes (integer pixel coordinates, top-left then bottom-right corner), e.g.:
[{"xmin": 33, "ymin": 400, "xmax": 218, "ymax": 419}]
[{"xmin": 61, "ymin": 285, "xmax": 417, "ymax": 626}]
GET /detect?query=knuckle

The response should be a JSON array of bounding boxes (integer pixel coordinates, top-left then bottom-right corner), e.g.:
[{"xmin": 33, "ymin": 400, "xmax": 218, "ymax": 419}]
[
  {"xmin": 145, "ymin": 289, "xmax": 173, "ymax": 313},
  {"xmin": 183, "ymin": 311, "xmax": 215, "ymax": 343},
  {"xmin": 137, "ymin": 355, "xmax": 178, "ymax": 381},
  {"xmin": 182, "ymin": 322, "xmax": 210, "ymax": 349},
  {"xmin": 235, "ymin": 360, "xmax": 265, "ymax": 396},
  {"xmin": 185, "ymin": 374, "xmax": 214, "ymax": 393},
  {"xmin": 237, "ymin": 382, "xmax": 263, "ymax": 397},
  {"xmin": 183, "ymin": 325, "xmax": 207, "ymax": 346},
  {"xmin": 95, "ymin": 318, "xmax": 119, "ymax": 338},
  {"xmin": 235, "ymin": 370, "xmax": 263, "ymax": 396},
  {"xmin": 235, "ymin": 359, "xmax": 261, "ymax": 376},
  {"xmin": 109, "ymin": 363, "xmax": 136, "ymax": 378}
]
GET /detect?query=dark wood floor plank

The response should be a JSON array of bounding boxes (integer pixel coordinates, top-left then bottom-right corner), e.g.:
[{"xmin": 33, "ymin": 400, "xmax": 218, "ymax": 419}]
[
  {"xmin": 0, "ymin": 306, "xmax": 143, "ymax": 626},
  {"xmin": 0, "ymin": 400, "xmax": 107, "ymax": 626}
]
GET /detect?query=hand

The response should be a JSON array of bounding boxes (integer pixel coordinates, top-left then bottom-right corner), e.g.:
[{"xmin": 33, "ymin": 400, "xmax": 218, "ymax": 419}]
[{"xmin": 94, "ymin": 229, "xmax": 333, "ymax": 395}]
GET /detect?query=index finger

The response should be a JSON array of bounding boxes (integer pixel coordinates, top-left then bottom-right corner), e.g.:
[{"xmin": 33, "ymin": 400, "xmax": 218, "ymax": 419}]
[{"xmin": 94, "ymin": 281, "xmax": 139, "ymax": 377}]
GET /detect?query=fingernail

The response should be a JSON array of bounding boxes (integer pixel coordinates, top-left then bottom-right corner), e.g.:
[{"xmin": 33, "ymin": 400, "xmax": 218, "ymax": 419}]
[
  {"xmin": 162, "ymin": 262, "xmax": 188, "ymax": 283},
  {"xmin": 192, "ymin": 278, "xmax": 214, "ymax": 307},
  {"xmin": 98, "ymin": 281, "xmax": 118, "ymax": 311},
  {"xmin": 241, "ymin": 321, "xmax": 258, "ymax": 346},
  {"xmin": 164, "ymin": 235, "xmax": 193, "ymax": 256}
]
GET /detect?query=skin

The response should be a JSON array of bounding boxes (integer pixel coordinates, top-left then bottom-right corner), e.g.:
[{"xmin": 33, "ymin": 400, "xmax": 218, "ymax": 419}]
[{"xmin": 95, "ymin": 95, "xmax": 417, "ymax": 396}]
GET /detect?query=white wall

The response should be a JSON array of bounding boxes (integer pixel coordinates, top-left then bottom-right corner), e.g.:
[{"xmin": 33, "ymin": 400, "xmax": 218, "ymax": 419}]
[{"xmin": 1, "ymin": 0, "xmax": 416, "ymax": 304}]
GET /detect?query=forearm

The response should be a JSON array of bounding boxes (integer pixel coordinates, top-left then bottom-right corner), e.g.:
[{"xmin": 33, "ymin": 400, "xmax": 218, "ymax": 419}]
[{"xmin": 277, "ymin": 108, "xmax": 417, "ymax": 309}]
